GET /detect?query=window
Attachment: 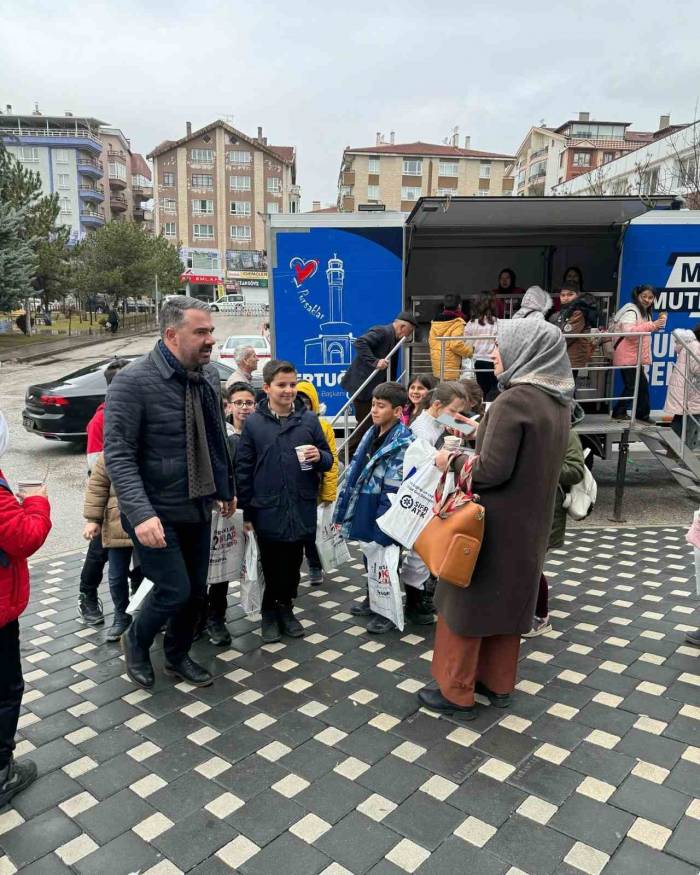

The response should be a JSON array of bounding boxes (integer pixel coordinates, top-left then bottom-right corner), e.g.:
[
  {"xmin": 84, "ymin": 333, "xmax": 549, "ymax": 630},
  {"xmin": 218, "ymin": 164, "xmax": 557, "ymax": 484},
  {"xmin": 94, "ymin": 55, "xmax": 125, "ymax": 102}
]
[
  {"xmin": 477, "ymin": 190, "xmax": 489, "ymax": 197},
  {"xmin": 18, "ymin": 147, "xmax": 39, "ymax": 162},
  {"xmin": 191, "ymin": 174, "xmax": 213, "ymax": 188},
  {"xmin": 163, "ymin": 172, "xmax": 175, "ymax": 186},
  {"xmin": 230, "ymin": 176, "xmax": 251, "ymax": 191},
  {"xmin": 190, "ymin": 148, "xmax": 214, "ymax": 163},
  {"xmin": 230, "ymin": 225, "xmax": 252, "ymax": 240},
  {"xmin": 479, "ymin": 162, "xmax": 492, "ymax": 179},
  {"xmin": 109, "ymin": 162, "xmax": 126, "ymax": 180},
  {"xmin": 55, "ymin": 149, "xmax": 69, "ymax": 163},
  {"xmin": 340, "ymin": 185, "xmax": 352, "ymax": 197},
  {"xmin": 677, "ymin": 157, "xmax": 697, "ymax": 187},
  {"xmin": 573, "ymin": 152, "xmax": 591, "ymax": 167},
  {"xmin": 437, "ymin": 187, "xmax": 457, "ymax": 196},
  {"xmin": 439, "ymin": 161, "xmax": 458, "ymax": 176},
  {"xmin": 228, "ymin": 150, "xmax": 251, "ymax": 164},
  {"xmin": 58, "ymin": 173, "xmax": 70, "ymax": 189},
  {"xmin": 402, "ymin": 159, "xmax": 422, "ymax": 176},
  {"xmin": 163, "ymin": 222, "xmax": 176, "ymax": 236},
  {"xmin": 190, "ymin": 250, "xmax": 220, "ymax": 270},
  {"xmin": 266, "ymin": 202, "xmax": 279, "ymax": 214},
  {"xmin": 517, "ymin": 169, "xmax": 526, "ymax": 186},
  {"xmin": 367, "ymin": 185, "xmax": 380, "ymax": 200},
  {"xmin": 163, "ymin": 198, "xmax": 176, "ymax": 212},
  {"xmin": 603, "ymin": 152, "xmax": 616, "ymax": 164},
  {"xmin": 193, "ymin": 224, "xmax": 214, "ymax": 239},
  {"xmin": 528, "ymin": 160, "xmax": 546, "ymax": 179},
  {"xmin": 266, "ymin": 178, "xmax": 281, "ymax": 193},
  {"xmin": 230, "ymin": 201, "xmax": 251, "ymax": 216},
  {"xmin": 192, "ymin": 199, "xmax": 214, "ymax": 214},
  {"xmin": 368, "ymin": 157, "xmax": 380, "ymax": 173},
  {"xmin": 60, "ymin": 197, "xmax": 72, "ymax": 213},
  {"xmin": 401, "ymin": 186, "xmax": 421, "ymax": 201}
]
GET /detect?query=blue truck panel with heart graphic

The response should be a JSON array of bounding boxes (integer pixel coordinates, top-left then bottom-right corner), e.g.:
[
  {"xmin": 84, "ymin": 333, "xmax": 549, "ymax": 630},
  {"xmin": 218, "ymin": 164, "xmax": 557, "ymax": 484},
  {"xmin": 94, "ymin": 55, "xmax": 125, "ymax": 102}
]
[{"xmin": 270, "ymin": 219, "xmax": 404, "ymax": 416}]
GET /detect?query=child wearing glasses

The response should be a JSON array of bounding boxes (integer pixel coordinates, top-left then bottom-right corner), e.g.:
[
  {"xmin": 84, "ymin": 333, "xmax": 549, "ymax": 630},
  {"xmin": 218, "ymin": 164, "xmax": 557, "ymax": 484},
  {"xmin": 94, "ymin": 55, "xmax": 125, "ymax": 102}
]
[{"xmin": 198, "ymin": 381, "xmax": 256, "ymax": 645}]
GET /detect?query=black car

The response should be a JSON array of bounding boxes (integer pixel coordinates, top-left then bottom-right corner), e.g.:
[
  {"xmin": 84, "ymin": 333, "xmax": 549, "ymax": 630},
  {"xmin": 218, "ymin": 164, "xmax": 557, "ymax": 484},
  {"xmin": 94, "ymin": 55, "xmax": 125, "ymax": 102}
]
[{"xmin": 22, "ymin": 356, "xmax": 235, "ymax": 442}]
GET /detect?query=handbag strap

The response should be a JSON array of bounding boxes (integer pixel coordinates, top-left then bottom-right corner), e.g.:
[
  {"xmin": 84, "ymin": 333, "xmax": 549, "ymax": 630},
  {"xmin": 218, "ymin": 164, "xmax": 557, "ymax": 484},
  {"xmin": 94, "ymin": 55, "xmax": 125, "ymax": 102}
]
[{"xmin": 433, "ymin": 452, "xmax": 477, "ymax": 517}]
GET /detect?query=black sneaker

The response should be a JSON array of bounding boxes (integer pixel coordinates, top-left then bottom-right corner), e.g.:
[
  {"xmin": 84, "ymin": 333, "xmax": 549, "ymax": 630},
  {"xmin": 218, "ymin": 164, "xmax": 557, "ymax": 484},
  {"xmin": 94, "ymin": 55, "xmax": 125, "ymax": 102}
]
[
  {"xmin": 261, "ymin": 610, "xmax": 282, "ymax": 643},
  {"xmin": 205, "ymin": 617, "xmax": 232, "ymax": 646},
  {"xmin": 308, "ymin": 566, "xmax": 324, "ymax": 587},
  {"xmin": 277, "ymin": 604, "xmax": 304, "ymax": 638},
  {"xmin": 0, "ymin": 758, "xmax": 38, "ymax": 808},
  {"xmin": 105, "ymin": 613, "xmax": 131, "ymax": 643},
  {"xmin": 685, "ymin": 628, "xmax": 700, "ymax": 647},
  {"xmin": 367, "ymin": 614, "xmax": 396, "ymax": 634},
  {"xmin": 611, "ymin": 412, "xmax": 630, "ymax": 421},
  {"xmin": 405, "ymin": 588, "xmax": 435, "ymax": 626},
  {"xmin": 77, "ymin": 593, "xmax": 104, "ymax": 626},
  {"xmin": 350, "ymin": 596, "xmax": 372, "ymax": 617}
]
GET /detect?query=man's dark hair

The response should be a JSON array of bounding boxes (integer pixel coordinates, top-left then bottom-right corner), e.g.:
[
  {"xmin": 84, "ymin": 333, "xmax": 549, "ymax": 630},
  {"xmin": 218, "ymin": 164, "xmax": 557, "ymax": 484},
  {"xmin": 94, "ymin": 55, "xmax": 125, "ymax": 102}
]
[
  {"xmin": 159, "ymin": 295, "xmax": 210, "ymax": 336},
  {"xmin": 372, "ymin": 381, "xmax": 407, "ymax": 409},
  {"xmin": 442, "ymin": 293, "xmax": 461, "ymax": 311},
  {"xmin": 225, "ymin": 381, "xmax": 256, "ymax": 402},
  {"xmin": 263, "ymin": 359, "xmax": 296, "ymax": 384},
  {"xmin": 104, "ymin": 357, "xmax": 130, "ymax": 386}
]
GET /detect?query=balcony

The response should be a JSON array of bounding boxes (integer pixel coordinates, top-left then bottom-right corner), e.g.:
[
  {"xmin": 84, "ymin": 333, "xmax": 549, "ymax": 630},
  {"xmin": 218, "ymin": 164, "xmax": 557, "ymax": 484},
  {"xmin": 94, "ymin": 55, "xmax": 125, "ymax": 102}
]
[
  {"xmin": 132, "ymin": 184, "xmax": 153, "ymax": 201},
  {"xmin": 342, "ymin": 171, "xmax": 355, "ymax": 186},
  {"xmin": 78, "ymin": 183, "xmax": 104, "ymax": 203},
  {"xmin": 80, "ymin": 207, "xmax": 105, "ymax": 227},
  {"xmin": 108, "ymin": 149, "xmax": 127, "ymax": 163},
  {"xmin": 0, "ymin": 126, "xmax": 102, "ymax": 153},
  {"xmin": 108, "ymin": 171, "xmax": 127, "ymax": 190},
  {"xmin": 76, "ymin": 157, "xmax": 103, "ymax": 178},
  {"xmin": 529, "ymin": 146, "xmax": 548, "ymax": 161},
  {"xmin": 110, "ymin": 192, "xmax": 128, "ymax": 212}
]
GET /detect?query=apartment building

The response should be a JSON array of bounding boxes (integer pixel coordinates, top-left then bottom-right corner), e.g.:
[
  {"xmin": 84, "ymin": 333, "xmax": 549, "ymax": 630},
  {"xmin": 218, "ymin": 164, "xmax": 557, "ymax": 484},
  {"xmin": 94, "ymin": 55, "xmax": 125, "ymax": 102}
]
[
  {"xmin": 511, "ymin": 111, "xmax": 684, "ymax": 196},
  {"xmin": 337, "ymin": 133, "xmax": 514, "ymax": 211},
  {"xmin": 554, "ymin": 119, "xmax": 699, "ymax": 204},
  {"xmin": 0, "ymin": 105, "xmax": 150, "ymax": 241},
  {"xmin": 148, "ymin": 120, "xmax": 299, "ymax": 286}
]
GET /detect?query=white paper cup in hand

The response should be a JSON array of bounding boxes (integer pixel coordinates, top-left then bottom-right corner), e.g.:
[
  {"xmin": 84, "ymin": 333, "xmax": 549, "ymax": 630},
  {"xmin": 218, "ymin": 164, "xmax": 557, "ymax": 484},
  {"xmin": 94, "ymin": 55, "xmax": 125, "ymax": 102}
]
[
  {"xmin": 443, "ymin": 435, "xmax": 462, "ymax": 452},
  {"xmin": 296, "ymin": 445, "xmax": 314, "ymax": 471}
]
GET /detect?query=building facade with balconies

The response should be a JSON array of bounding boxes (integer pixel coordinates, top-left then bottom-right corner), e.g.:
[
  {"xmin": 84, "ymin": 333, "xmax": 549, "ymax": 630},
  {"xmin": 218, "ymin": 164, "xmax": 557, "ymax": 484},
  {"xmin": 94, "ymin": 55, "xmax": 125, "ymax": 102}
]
[
  {"xmin": 511, "ymin": 112, "xmax": 684, "ymax": 196},
  {"xmin": 337, "ymin": 133, "xmax": 514, "ymax": 212},
  {"xmin": 148, "ymin": 119, "xmax": 299, "ymax": 294}
]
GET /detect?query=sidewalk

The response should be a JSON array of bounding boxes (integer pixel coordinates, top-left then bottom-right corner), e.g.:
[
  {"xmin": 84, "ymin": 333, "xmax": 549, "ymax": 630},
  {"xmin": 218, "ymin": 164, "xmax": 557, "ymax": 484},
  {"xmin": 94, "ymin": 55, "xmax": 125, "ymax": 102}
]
[{"xmin": 0, "ymin": 529, "xmax": 698, "ymax": 874}]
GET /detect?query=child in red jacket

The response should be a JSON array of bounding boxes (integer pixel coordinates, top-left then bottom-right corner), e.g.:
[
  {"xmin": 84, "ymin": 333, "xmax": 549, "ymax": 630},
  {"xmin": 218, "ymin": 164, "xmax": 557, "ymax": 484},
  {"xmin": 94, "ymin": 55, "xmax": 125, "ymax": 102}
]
[{"xmin": 0, "ymin": 412, "xmax": 52, "ymax": 807}]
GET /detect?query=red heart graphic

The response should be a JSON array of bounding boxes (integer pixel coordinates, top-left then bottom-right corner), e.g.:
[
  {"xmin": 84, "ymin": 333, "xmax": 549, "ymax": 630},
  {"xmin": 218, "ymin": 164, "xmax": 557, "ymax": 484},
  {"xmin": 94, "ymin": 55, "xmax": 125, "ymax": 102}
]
[{"xmin": 291, "ymin": 258, "xmax": 319, "ymax": 286}]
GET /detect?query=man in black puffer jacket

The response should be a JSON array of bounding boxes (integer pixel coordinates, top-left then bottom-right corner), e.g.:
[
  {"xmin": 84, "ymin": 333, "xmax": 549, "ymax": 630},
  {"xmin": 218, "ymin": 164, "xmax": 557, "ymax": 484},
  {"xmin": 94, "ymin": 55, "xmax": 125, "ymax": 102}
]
[
  {"xmin": 105, "ymin": 296, "xmax": 235, "ymax": 689},
  {"xmin": 236, "ymin": 360, "xmax": 332, "ymax": 644}
]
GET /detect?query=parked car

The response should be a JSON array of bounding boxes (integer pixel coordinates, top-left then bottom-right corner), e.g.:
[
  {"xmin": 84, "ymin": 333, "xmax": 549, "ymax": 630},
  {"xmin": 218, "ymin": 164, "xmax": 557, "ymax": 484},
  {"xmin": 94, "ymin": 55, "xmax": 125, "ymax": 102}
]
[
  {"xmin": 210, "ymin": 294, "xmax": 245, "ymax": 314},
  {"xmin": 22, "ymin": 356, "xmax": 235, "ymax": 442}
]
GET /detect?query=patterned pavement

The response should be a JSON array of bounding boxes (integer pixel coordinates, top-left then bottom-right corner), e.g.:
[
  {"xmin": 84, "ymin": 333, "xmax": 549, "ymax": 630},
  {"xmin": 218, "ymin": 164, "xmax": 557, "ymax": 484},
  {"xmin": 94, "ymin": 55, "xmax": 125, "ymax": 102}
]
[{"xmin": 0, "ymin": 527, "xmax": 699, "ymax": 874}]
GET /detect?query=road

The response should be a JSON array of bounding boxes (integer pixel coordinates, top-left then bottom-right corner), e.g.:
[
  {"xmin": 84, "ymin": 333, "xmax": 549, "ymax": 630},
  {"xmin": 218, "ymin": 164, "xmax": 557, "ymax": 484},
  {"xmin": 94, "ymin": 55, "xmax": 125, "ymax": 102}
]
[{"xmin": 0, "ymin": 313, "xmax": 261, "ymax": 558}]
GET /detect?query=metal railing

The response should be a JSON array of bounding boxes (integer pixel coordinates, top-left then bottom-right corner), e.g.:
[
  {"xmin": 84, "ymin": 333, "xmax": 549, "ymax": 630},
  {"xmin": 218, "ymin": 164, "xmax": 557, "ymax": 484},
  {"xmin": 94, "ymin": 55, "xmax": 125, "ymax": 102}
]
[
  {"xmin": 0, "ymin": 126, "xmax": 102, "ymax": 145},
  {"xmin": 433, "ymin": 328, "xmax": 654, "ymax": 422},
  {"xmin": 669, "ymin": 329, "xmax": 700, "ymax": 459},
  {"xmin": 331, "ymin": 336, "xmax": 407, "ymax": 474}
]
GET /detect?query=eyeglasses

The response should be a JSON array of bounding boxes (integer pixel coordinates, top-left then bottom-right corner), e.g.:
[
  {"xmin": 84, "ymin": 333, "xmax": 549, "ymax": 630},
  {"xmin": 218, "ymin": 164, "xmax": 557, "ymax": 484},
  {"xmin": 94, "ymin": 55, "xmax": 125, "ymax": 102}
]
[{"xmin": 230, "ymin": 400, "xmax": 255, "ymax": 408}]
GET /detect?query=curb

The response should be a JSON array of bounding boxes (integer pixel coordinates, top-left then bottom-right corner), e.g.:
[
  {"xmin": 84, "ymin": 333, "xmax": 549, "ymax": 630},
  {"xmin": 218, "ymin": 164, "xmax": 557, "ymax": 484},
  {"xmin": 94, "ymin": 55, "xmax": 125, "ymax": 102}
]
[{"xmin": 0, "ymin": 323, "xmax": 156, "ymax": 364}]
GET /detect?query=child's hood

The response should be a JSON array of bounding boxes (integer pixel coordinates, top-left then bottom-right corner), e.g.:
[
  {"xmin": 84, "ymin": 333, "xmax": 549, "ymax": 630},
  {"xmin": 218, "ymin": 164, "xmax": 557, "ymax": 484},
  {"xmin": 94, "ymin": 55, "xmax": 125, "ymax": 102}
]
[{"xmin": 296, "ymin": 380, "xmax": 320, "ymax": 414}]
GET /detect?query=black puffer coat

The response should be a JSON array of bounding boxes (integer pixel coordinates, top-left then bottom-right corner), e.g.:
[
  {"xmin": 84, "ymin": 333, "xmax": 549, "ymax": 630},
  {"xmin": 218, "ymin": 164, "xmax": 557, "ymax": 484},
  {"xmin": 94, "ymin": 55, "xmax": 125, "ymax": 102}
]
[
  {"xmin": 236, "ymin": 398, "xmax": 332, "ymax": 541},
  {"xmin": 104, "ymin": 343, "xmax": 234, "ymax": 527}
]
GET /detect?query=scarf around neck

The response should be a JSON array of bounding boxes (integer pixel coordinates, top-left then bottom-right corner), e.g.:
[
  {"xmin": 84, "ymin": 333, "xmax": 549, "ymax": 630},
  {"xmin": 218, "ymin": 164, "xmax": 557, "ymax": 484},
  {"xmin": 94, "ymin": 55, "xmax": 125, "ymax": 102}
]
[
  {"xmin": 496, "ymin": 319, "xmax": 575, "ymax": 406},
  {"xmin": 158, "ymin": 341, "xmax": 233, "ymax": 501}
]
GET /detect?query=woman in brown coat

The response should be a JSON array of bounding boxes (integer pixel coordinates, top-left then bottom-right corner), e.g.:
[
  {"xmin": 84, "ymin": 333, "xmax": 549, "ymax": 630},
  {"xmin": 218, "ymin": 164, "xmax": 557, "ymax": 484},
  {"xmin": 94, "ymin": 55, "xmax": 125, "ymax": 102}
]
[
  {"xmin": 83, "ymin": 453, "xmax": 135, "ymax": 642},
  {"xmin": 418, "ymin": 319, "xmax": 573, "ymax": 718}
]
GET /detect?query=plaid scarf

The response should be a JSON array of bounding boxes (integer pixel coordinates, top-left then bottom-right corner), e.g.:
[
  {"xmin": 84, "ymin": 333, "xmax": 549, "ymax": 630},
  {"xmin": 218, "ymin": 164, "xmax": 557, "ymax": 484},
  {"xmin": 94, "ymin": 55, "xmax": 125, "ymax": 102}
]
[{"xmin": 158, "ymin": 341, "xmax": 233, "ymax": 501}]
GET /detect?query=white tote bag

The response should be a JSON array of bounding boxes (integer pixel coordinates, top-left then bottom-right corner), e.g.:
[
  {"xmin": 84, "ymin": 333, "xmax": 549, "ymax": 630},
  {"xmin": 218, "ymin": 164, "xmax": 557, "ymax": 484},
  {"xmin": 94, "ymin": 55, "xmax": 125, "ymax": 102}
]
[
  {"xmin": 240, "ymin": 531, "xmax": 264, "ymax": 615},
  {"xmin": 315, "ymin": 502, "xmax": 352, "ymax": 573},
  {"xmin": 361, "ymin": 541, "xmax": 404, "ymax": 631},
  {"xmin": 207, "ymin": 509, "xmax": 246, "ymax": 586},
  {"xmin": 376, "ymin": 460, "xmax": 445, "ymax": 549}
]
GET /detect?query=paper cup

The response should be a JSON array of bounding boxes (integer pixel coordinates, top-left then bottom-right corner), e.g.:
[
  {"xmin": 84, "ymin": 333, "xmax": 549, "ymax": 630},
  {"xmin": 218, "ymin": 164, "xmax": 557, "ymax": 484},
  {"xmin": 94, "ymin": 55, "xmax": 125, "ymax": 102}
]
[
  {"xmin": 295, "ymin": 445, "xmax": 314, "ymax": 471},
  {"xmin": 442, "ymin": 436, "xmax": 462, "ymax": 452}
]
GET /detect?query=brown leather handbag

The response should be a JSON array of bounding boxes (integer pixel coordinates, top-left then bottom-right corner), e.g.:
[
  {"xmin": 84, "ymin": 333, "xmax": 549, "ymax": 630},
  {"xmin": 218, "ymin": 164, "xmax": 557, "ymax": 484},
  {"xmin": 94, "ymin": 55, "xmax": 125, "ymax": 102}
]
[{"xmin": 414, "ymin": 454, "xmax": 485, "ymax": 588}]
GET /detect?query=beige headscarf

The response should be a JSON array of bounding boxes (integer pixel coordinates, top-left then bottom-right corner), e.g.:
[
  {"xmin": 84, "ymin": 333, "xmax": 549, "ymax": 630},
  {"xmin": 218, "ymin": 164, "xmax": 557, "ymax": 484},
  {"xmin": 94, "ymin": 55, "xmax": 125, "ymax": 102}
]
[{"xmin": 497, "ymin": 319, "xmax": 575, "ymax": 406}]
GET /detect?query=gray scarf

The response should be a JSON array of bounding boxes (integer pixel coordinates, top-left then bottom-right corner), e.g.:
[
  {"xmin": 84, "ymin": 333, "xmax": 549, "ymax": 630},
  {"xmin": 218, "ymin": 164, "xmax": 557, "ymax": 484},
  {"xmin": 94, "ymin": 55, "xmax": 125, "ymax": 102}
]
[
  {"xmin": 184, "ymin": 372, "xmax": 217, "ymax": 499},
  {"xmin": 497, "ymin": 319, "xmax": 575, "ymax": 406},
  {"xmin": 513, "ymin": 285, "xmax": 553, "ymax": 320}
]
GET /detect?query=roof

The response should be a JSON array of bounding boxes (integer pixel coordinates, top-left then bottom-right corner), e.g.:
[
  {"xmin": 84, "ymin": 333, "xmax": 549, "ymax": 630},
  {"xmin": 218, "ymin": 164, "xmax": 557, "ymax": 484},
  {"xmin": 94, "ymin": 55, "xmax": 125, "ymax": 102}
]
[
  {"xmin": 147, "ymin": 119, "xmax": 295, "ymax": 164},
  {"xmin": 269, "ymin": 145, "xmax": 295, "ymax": 162},
  {"xmin": 345, "ymin": 141, "xmax": 514, "ymax": 160},
  {"xmin": 0, "ymin": 113, "xmax": 107, "ymax": 127},
  {"xmin": 624, "ymin": 131, "xmax": 654, "ymax": 143},
  {"xmin": 131, "ymin": 153, "xmax": 151, "ymax": 179},
  {"xmin": 305, "ymin": 205, "xmax": 339, "ymax": 213},
  {"xmin": 554, "ymin": 119, "xmax": 632, "ymax": 133}
]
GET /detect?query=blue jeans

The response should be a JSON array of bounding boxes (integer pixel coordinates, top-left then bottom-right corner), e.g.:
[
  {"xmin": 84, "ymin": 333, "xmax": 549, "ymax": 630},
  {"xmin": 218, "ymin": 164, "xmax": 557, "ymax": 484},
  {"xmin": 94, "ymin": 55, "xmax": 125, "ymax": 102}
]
[
  {"xmin": 108, "ymin": 547, "xmax": 133, "ymax": 617},
  {"xmin": 121, "ymin": 517, "xmax": 211, "ymax": 661}
]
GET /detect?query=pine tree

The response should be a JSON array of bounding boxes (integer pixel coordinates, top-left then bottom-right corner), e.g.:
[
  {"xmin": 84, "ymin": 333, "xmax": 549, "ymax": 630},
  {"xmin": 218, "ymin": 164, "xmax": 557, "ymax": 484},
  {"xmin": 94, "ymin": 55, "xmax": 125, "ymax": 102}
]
[{"xmin": 0, "ymin": 201, "xmax": 36, "ymax": 310}]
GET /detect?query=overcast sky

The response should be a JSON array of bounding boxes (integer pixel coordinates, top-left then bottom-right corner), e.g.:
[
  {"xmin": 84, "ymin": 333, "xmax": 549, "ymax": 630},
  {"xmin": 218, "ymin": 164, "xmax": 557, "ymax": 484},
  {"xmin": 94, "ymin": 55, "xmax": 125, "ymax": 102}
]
[{"xmin": 3, "ymin": 0, "xmax": 699, "ymax": 208}]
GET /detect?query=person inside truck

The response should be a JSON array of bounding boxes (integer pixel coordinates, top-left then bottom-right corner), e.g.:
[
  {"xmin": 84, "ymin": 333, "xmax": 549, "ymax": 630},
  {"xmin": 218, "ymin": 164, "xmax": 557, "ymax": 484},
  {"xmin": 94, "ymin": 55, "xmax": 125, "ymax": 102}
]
[
  {"xmin": 559, "ymin": 266, "xmax": 600, "ymax": 327},
  {"xmin": 549, "ymin": 285, "xmax": 596, "ymax": 378},
  {"xmin": 492, "ymin": 268, "xmax": 524, "ymax": 317}
]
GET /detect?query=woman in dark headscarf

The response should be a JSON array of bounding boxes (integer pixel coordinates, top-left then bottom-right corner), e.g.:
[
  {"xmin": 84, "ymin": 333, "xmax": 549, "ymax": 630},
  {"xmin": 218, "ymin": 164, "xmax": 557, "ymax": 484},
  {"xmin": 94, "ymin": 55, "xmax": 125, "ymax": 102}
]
[
  {"xmin": 418, "ymin": 320, "xmax": 573, "ymax": 718},
  {"xmin": 492, "ymin": 268, "xmax": 525, "ymax": 317}
]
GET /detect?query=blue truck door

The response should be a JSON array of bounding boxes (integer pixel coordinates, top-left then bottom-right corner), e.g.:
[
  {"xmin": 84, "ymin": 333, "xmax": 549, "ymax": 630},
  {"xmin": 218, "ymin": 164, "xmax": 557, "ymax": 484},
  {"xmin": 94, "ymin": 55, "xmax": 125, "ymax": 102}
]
[
  {"xmin": 618, "ymin": 212, "xmax": 700, "ymax": 411},
  {"xmin": 269, "ymin": 216, "xmax": 404, "ymax": 416}
]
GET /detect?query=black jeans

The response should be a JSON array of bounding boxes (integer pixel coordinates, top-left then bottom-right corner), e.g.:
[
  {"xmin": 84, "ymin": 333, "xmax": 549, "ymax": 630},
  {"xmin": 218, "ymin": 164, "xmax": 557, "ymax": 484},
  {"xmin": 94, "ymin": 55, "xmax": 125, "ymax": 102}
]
[
  {"xmin": 79, "ymin": 534, "xmax": 108, "ymax": 597},
  {"xmin": 0, "ymin": 621, "xmax": 23, "ymax": 769},
  {"xmin": 257, "ymin": 537, "xmax": 304, "ymax": 612},
  {"xmin": 122, "ymin": 517, "xmax": 211, "ymax": 661},
  {"xmin": 475, "ymin": 360, "xmax": 499, "ymax": 402},
  {"xmin": 207, "ymin": 581, "xmax": 229, "ymax": 620},
  {"xmin": 304, "ymin": 539, "xmax": 321, "ymax": 571},
  {"xmin": 613, "ymin": 368, "xmax": 650, "ymax": 419}
]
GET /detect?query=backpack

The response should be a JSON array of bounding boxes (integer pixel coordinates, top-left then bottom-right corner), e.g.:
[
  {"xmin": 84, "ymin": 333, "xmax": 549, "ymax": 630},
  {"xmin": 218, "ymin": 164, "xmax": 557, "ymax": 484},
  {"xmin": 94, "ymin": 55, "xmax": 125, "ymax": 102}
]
[{"xmin": 562, "ymin": 449, "xmax": 597, "ymax": 520}]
